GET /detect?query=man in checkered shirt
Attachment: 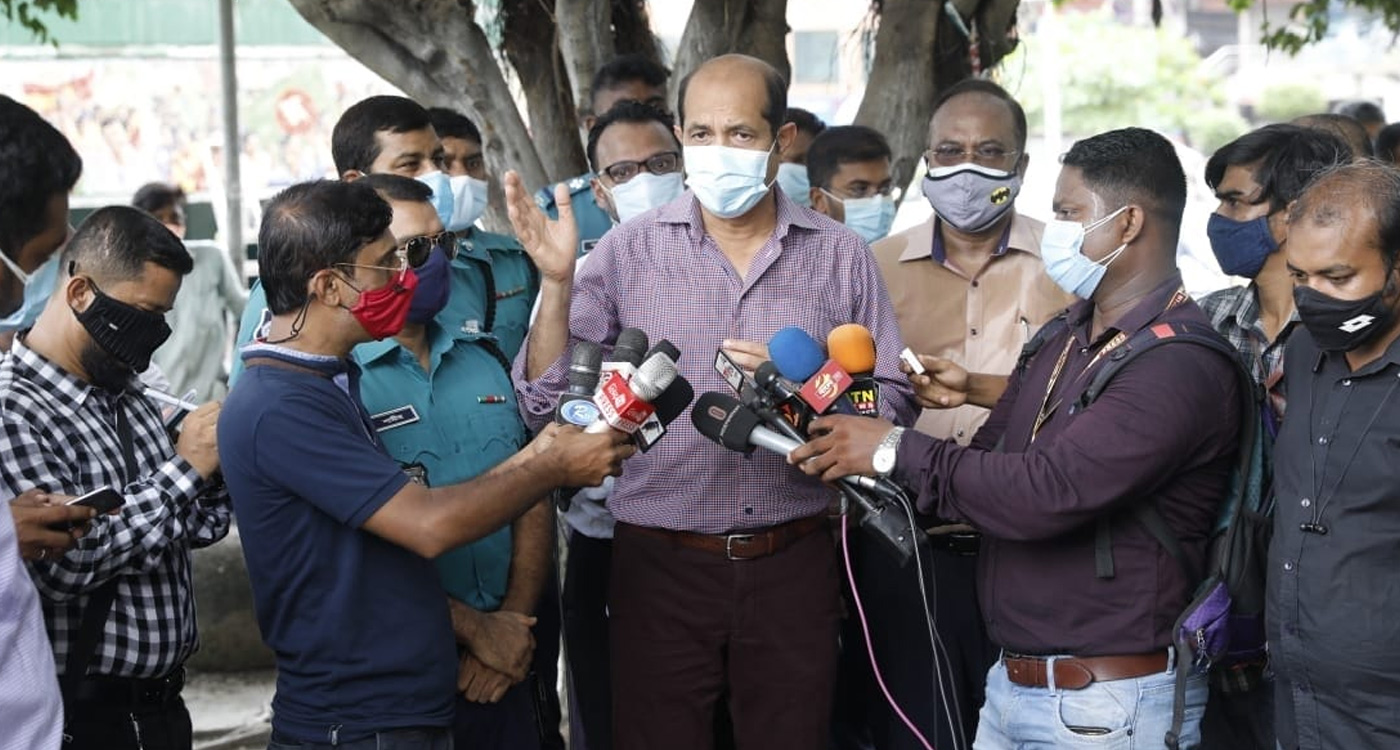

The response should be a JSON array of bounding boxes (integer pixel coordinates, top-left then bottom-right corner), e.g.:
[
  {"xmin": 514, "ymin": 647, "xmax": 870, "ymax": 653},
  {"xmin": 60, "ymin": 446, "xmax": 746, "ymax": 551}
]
[{"xmin": 0, "ymin": 206, "xmax": 228, "ymax": 750}]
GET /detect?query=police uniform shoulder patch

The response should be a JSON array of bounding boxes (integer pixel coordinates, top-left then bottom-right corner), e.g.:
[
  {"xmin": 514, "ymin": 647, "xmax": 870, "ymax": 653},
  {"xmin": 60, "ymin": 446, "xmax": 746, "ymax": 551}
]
[{"xmin": 568, "ymin": 177, "xmax": 588, "ymax": 191}]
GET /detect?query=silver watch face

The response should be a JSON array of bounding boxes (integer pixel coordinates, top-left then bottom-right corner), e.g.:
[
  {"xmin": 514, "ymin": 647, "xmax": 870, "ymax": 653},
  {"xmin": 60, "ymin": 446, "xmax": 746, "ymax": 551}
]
[{"xmin": 873, "ymin": 447, "xmax": 895, "ymax": 474}]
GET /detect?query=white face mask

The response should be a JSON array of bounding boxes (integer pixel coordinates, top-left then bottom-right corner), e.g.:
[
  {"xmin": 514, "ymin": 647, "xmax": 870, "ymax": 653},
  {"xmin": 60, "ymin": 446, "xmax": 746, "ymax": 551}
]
[
  {"xmin": 822, "ymin": 191, "xmax": 897, "ymax": 244},
  {"xmin": 605, "ymin": 172, "xmax": 686, "ymax": 224},
  {"xmin": 776, "ymin": 163, "xmax": 812, "ymax": 207},
  {"xmin": 415, "ymin": 170, "xmax": 454, "ymax": 229},
  {"xmin": 0, "ymin": 251, "xmax": 60, "ymax": 333},
  {"xmin": 1039, "ymin": 206, "xmax": 1129, "ymax": 299},
  {"xmin": 446, "ymin": 174, "xmax": 490, "ymax": 232},
  {"xmin": 683, "ymin": 142, "xmax": 777, "ymax": 219}
]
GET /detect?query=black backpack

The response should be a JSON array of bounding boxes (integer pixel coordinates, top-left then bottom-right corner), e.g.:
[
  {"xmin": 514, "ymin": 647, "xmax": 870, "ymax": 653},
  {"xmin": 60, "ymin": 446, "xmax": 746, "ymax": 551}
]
[{"xmin": 1016, "ymin": 314, "xmax": 1273, "ymax": 750}]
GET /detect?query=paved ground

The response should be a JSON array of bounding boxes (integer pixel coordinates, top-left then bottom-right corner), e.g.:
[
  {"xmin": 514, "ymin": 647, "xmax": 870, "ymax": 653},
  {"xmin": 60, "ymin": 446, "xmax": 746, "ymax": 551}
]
[{"xmin": 187, "ymin": 669, "xmax": 273, "ymax": 750}]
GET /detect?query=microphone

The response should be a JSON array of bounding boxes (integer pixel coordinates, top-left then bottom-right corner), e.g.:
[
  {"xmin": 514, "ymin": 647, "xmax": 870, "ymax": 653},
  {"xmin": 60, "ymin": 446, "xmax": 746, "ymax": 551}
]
[
  {"xmin": 645, "ymin": 339, "xmax": 680, "ymax": 366},
  {"xmin": 690, "ymin": 392, "xmax": 920, "ymax": 565},
  {"xmin": 768, "ymin": 327, "xmax": 856, "ymax": 416},
  {"xmin": 633, "ymin": 375, "xmax": 694, "ymax": 451},
  {"xmin": 588, "ymin": 352, "xmax": 677, "ymax": 435},
  {"xmin": 556, "ymin": 341, "xmax": 604, "ymax": 426},
  {"xmin": 601, "ymin": 328, "xmax": 649, "ymax": 383},
  {"xmin": 753, "ymin": 361, "xmax": 816, "ymax": 434},
  {"xmin": 828, "ymin": 324, "xmax": 880, "ymax": 418}
]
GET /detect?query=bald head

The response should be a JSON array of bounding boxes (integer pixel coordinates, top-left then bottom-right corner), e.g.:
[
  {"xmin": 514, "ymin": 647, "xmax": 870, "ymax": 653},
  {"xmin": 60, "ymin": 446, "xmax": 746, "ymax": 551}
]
[
  {"xmin": 678, "ymin": 54, "xmax": 788, "ymax": 138},
  {"xmin": 1294, "ymin": 113, "xmax": 1374, "ymax": 159},
  {"xmin": 1289, "ymin": 161, "xmax": 1400, "ymax": 267}
]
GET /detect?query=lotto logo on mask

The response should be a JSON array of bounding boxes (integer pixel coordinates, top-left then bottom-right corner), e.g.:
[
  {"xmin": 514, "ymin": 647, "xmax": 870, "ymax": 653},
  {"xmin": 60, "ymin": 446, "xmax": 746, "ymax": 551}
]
[
  {"xmin": 990, "ymin": 187, "xmax": 1012, "ymax": 205},
  {"xmin": 1340, "ymin": 314, "xmax": 1376, "ymax": 333}
]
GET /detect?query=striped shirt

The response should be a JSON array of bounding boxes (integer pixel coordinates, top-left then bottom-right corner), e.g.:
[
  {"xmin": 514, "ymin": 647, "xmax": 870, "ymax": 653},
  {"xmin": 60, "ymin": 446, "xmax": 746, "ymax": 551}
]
[
  {"xmin": 515, "ymin": 189, "xmax": 917, "ymax": 534},
  {"xmin": 0, "ymin": 339, "xmax": 230, "ymax": 678}
]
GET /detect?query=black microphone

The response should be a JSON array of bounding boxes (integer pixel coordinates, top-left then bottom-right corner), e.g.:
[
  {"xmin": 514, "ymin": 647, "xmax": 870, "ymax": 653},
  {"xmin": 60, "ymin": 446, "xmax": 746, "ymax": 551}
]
[
  {"xmin": 690, "ymin": 392, "xmax": 919, "ymax": 565},
  {"xmin": 602, "ymin": 328, "xmax": 650, "ymax": 384},
  {"xmin": 634, "ymin": 375, "xmax": 694, "ymax": 452},
  {"xmin": 753, "ymin": 361, "xmax": 817, "ymax": 434},
  {"xmin": 556, "ymin": 341, "xmax": 603, "ymax": 426},
  {"xmin": 644, "ymin": 339, "xmax": 680, "ymax": 366}
]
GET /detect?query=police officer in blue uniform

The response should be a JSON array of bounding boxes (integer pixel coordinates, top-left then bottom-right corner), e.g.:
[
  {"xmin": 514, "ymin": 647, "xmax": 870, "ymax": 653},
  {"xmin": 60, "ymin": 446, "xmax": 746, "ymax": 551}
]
[
  {"xmin": 354, "ymin": 174, "xmax": 549, "ymax": 749},
  {"xmin": 535, "ymin": 54, "xmax": 671, "ymax": 256}
]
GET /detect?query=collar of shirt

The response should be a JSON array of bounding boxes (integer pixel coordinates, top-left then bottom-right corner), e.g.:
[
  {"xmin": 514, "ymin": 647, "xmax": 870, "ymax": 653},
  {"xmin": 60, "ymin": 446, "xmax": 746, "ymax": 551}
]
[
  {"xmin": 10, "ymin": 337, "xmax": 100, "ymax": 408},
  {"xmin": 898, "ymin": 211, "xmax": 1036, "ymax": 265},
  {"xmin": 1204, "ymin": 283, "xmax": 1300, "ymax": 343},
  {"xmin": 1066, "ymin": 272, "xmax": 1188, "ymax": 347},
  {"xmin": 656, "ymin": 185, "xmax": 819, "ymax": 248},
  {"xmin": 1311, "ymin": 322, "xmax": 1400, "ymax": 376},
  {"xmin": 356, "ymin": 323, "xmax": 457, "ymax": 373}
]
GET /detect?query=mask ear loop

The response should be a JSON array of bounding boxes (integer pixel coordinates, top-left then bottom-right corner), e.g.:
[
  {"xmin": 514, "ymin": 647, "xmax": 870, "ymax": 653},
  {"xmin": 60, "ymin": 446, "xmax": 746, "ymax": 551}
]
[{"xmin": 264, "ymin": 270, "xmax": 337, "ymax": 345}]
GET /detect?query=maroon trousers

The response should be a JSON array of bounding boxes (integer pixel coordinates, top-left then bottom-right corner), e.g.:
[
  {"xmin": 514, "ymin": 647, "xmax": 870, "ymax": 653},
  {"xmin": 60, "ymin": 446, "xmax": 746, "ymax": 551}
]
[{"xmin": 609, "ymin": 521, "xmax": 841, "ymax": 750}]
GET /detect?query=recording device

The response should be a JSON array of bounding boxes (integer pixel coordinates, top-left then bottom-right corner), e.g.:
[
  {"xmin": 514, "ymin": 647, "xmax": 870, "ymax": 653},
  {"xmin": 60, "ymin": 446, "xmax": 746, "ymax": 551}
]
[
  {"xmin": 900, "ymin": 346, "xmax": 926, "ymax": 375},
  {"xmin": 768, "ymin": 327, "xmax": 857, "ymax": 416},
  {"xmin": 555, "ymin": 341, "xmax": 604, "ymax": 427},
  {"xmin": 66, "ymin": 487, "xmax": 124, "ymax": 514},
  {"xmin": 601, "ymin": 328, "xmax": 649, "ymax": 382},
  {"xmin": 690, "ymin": 392, "xmax": 919, "ymax": 566},
  {"xmin": 753, "ymin": 361, "xmax": 816, "ymax": 434},
  {"xmin": 634, "ymin": 375, "xmax": 695, "ymax": 451},
  {"xmin": 644, "ymin": 339, "xmax": 680, "ymax": 366},
  {"xmin": 828, "ymin": 324, "xmax": 880, "ymax": 418},
  {"xmin": 714, "ymin": 348, "xmax": 750, "ymax": 394},
  {"xmin": 588, "ymin": 353, "xmax": 678, "ymax": 435}
]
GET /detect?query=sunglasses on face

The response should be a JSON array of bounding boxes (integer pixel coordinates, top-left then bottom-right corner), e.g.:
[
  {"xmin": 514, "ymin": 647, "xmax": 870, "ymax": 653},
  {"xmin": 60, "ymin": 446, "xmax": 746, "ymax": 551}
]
[{"xmin": 399, "ymin": 231, "xmax": 459, "ymax": 268}]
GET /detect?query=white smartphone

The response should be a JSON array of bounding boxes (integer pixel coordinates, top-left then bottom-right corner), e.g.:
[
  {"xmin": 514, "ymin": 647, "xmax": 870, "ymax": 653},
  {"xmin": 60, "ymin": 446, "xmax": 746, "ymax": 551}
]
[{"xmin": 900, "ymin": 347, "xmax": 926, "ymax": 375}]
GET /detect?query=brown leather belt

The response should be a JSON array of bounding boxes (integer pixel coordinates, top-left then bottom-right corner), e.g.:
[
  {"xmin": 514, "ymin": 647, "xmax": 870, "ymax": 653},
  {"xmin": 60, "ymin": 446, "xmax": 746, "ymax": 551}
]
[
  {"xmin": 1003, "ymin": 651, "xmax": 1170, "ymax": 690},
  {"xmin": 622, "ymin": 514, "xmax": 827, "ymax": 561}
]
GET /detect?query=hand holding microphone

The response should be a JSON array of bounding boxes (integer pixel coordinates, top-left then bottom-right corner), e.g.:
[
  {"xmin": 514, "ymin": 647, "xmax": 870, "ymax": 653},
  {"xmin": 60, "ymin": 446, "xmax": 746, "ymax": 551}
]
[{"xmin": 529, "ymin": 422, "xmax": 636, "ymax": 488}]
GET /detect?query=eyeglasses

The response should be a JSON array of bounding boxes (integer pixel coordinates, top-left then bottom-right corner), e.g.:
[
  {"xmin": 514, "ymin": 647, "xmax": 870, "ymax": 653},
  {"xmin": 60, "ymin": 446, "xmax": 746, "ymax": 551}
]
[
  {"xmin": 335, "ymin": 248, "xmax": 409, "ymax": 277},
  {"xmin": 399, "ymin": 231, "xmax": 458, "ymax": 267},
  {"xmin": 823, "ymin": 184, "xmax": 902, "ymax": 202},
  {"xmin": 600, "ymin": 151, "xmax": 681, "ymax": 184},
  {"xmin": 926, "ymin": 145, "xmax": 1020, "ymax": 169}
]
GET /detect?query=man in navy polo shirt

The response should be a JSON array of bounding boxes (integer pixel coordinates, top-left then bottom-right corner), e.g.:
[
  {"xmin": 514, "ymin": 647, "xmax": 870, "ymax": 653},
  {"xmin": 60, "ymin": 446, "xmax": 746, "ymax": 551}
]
[{"xmin": 218, "ymin": 179, "xmax": 632, "ymax": 749}]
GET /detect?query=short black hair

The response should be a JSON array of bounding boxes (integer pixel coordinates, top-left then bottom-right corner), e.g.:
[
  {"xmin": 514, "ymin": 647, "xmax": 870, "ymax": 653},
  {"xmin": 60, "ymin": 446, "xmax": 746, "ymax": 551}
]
[
  {"xmin": 331, "ymin": 95, "xmax": 434, "ymax": 175},
  {"xmin": 1377, "ymin": 123, "xmax": 1400, "ymax": 164},
  {"xmin": 1290, "ymin": 161, "xmax": 1400, "ymax": 267},
  {"xmin": 677, "ymin": 56, "xmax": 788, "ymax": 138},
  {"xmin": 0, "ymin": 95, "xmax": 82, "ymax": 257},
  {"xmin": 1293, "ymin": 113, "xmax": 1374, "ymax": 158},
  {"xmin": 1204, "ymin": 124, "xmax": 1351, "ymax": 213},
  {"xmin": 586, "ymin": 100, "xmax": 679, "ymax": 173},
  {"xmin": 806, "ymin": 126, "xmax": 893, "ymax": 190},
  {"xmin": 257, "ymin": 180, "xmax": 393, "ymax": 315},
  {"xmin": 355, "ymin": 172, "xmax": 434, "ymax": 204},
  {"xmin": 784, "ymin": 108, "xmax": 826, "ymax": 138},
  {"xmin": 62, "ymin": 206, "xmax": 193, "ymax": 283},
  {"xmin": 589, "ymin": 54, "xmax": 670, "ymax": 113},
  {"xmin": 1334, "ymin": 100, "xmax": 1386, "ymax": 126},
  {"xmin": 1061, "ymin": 127, "xmax": 1188, "ymax": 229},
  {"xmin": 931, "ymin": 78, "xmax": 1029, "ymax": 151},
  {"xmin": 426, "ymin": 107, "xmax": 482, "ymax": 146},
  {"xmin": 131, "ymin": 182, "xmax": 187, "ymax": 215}
]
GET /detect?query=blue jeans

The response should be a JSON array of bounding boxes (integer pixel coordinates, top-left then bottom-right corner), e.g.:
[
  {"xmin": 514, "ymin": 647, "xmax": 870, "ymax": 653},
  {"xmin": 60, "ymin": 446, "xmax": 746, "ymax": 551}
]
[
  {"xmin": 268, "ymin": 727, "xmax": 452, "ymax": 750},
  {"xmin": 974, "ymin": 654, "xmax": 1208, "ymax": 749}
]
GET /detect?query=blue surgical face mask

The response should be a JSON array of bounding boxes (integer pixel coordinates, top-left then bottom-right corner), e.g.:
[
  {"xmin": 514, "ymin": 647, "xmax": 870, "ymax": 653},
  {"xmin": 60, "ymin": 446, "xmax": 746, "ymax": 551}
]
[
  {"xmin": 446, "ymin": 174, "xmax": 490, "ymax": 232},
  {"xmin": 824, "ymin": 190, "xmax": 897, "ymax": 244},
  {"xmin": 1206, "ymin": 213, "xmax": 1278, "ymax": 278},
  {"xmin": 683, "ymin": 142, "xmax": 776, "ymax": 219},
  {"xmin": 415, "ymin": 170, "xmax": 455, "ymax": 229},
  {"xmin": 1040, "ymin": 206, "xmax": 1129, "ymax": 299},
  {"xmin": 0, "ymin": 251, "xmax": 60, "ymax": 333},
  {"xmin": 776, "ymin": 163, "xmax": 812, "ymax": 207},
  {"xmin": 606, "ymin": 171, "xmax": 686, "ymax": 224}
]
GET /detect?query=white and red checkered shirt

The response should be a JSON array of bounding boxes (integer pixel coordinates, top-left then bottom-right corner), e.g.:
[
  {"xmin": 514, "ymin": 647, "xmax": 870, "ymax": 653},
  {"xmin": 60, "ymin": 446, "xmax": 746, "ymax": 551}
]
[{"xmin": 516, "ymin": 189, "xmax": 917, "ymax": 534}]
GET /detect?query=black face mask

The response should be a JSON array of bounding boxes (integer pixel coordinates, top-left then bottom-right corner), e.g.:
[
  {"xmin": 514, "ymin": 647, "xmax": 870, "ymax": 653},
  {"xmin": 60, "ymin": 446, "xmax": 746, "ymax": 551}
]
[
  {"xmin": 72, "ymin": 281, "xmax": 172, "ymax": 377},
  {"xmin": 1294, "ymin": 277, "xmax": 1398, "ymax": 352},
  {"xmin": 78, "ymin": 338, "xmax": 137, "ymax": 393}
]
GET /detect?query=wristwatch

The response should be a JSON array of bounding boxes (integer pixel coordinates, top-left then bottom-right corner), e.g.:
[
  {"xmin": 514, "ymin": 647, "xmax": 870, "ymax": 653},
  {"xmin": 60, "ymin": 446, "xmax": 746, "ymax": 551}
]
[{"xmin": 872, "ymin": 426, "xmax": 905, "ymax": 478}]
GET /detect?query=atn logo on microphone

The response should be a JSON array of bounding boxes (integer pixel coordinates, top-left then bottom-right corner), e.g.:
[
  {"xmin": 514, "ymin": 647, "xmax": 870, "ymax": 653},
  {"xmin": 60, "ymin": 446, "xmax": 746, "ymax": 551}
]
[
  {"xmin": 846, "ymin": 387, "xmax": 879, "ymax": 417},
  {"xmin": 1340, "ymin": 314, "xmax": 1376, "ymax": 333}
]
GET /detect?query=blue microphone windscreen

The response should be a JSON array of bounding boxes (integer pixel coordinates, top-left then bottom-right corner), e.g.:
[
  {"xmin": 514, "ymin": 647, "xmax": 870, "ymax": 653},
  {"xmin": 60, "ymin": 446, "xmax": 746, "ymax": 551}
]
[{"xmin": 768, "ymin": 327, "xmax": 826, "ymax": 381}]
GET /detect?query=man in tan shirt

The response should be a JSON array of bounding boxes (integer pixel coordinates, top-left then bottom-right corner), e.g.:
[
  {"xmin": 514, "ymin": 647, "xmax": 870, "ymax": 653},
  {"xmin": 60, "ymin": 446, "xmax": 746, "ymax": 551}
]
[{"xmin": 841, "ymin": 80, "xmax": 1070, "ymax": 750}]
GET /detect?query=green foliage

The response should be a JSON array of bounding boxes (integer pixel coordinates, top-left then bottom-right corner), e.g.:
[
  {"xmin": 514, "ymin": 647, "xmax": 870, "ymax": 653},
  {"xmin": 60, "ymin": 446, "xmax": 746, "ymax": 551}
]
[
  {"xmin": 1254, "ymin": 82, "xmax": 1328, "ymax": 122},
  {"xmin": 0, "ymin": 0, "xmax": 78, "ymax": 45},
  {"xmin": 1188, "ymin": 109, "xmax": 1252, "ymax": 154},
  {"xmin": 1002, "ymin": 9, "xmax": 1234, "ymax": 144}
]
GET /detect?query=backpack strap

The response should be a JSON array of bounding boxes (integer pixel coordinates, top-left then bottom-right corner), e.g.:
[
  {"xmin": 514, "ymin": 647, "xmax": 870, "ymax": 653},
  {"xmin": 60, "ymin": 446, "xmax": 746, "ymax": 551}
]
[{"xmin": 1081, "ymin": 321, "xmax": 1257, "ymax": 580}]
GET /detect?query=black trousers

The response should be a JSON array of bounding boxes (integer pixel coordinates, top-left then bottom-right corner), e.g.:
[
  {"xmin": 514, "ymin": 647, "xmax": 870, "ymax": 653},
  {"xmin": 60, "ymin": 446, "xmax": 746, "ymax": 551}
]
[
  {"xmin": 64, "ymin": 693, "xmax": 192, "ymax": 750},
  {"xmin": 834, "ymin": 535, "xmax": 996, "ymax": 750},
  {"xmin": 562, "ymin": 531, "xmax": 614, "ymax": 750}
]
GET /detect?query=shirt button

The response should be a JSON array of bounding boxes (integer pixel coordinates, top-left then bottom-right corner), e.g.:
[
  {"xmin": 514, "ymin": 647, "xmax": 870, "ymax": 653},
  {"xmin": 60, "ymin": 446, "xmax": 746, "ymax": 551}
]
[
  {"xmin": 744, "ymin": 507, "xmax": 754, "ymax": 515},
  {"xmin": 1318, "ymin": 436, "xmax": 1329, "ymax": 445},
  {"xmin": 971, "ymin": 280, "xmax": 980, "ymax": 288},
  {"xmin": 956, "ymin": 429, "xmax": 966, "ymax": 438},
  {"xmin": 970, "ymin": 328, "xmax": 979, "ymax": 337},
  {"xmin": 1284, "ymin": 561, "xmax": 1295, "ymax": 571},
  {"xmin": 1342, "ymin": 379, "xmax": 1352, "ymax": 386},
  {"xmin": 1301, "ymin": 497, "xmax": 1311, "ymax": 508}
]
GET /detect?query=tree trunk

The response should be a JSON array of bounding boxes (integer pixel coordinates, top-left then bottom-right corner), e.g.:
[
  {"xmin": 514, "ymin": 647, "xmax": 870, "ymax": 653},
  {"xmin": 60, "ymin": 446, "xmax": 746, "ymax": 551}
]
[
  {"xmin": 557, "ymin": 0, "xmax": 612, "ymax": 117},
  {"xmin": 502, "ymin": 0, "xmax": 589, "ymax": 182},
  {"xmin": 672, "ymin": 0, "xmax": 791, "ymax": 107},
  {"xmin": 611, "ymin": 0, "xmax": 665, "ymax": 69},
  {"xmin": 285, "ymin": 0, "xmax": 549, "ymax": 194}
]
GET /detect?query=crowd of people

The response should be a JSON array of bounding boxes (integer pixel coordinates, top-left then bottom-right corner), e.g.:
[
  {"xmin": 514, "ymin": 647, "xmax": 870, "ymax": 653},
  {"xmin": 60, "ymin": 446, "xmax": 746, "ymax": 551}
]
[{"xmin": 0, "ymin": 46, "xmax": 1396, "ymax": 750}]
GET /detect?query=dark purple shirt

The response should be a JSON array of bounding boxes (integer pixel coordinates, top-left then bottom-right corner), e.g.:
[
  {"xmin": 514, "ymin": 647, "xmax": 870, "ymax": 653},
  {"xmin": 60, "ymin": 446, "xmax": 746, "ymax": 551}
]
[{"xmin": 894, "ymin": 274, "xmax": 1240, "ymax": 655}]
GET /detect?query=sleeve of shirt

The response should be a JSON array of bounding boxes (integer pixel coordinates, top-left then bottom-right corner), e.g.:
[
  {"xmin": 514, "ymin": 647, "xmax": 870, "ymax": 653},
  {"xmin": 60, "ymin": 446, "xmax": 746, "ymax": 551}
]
[
  {"xmin": 967, "ymin": 364, "xmax": 1027, "ymax": 453},
  {"xmin": 250, "ymin": 393, "xmax": 411, "ymax": 529},
  {"xmin": 181, "ymin": 490, "xmax": 232, "ymax": 549},
  {"xmin": 895, "ymin": 344, "xmax": 1239, "ymax": 540},
  {"xmin": 0, "ymin": 420, "xmax": 207, "ymax": 600},
  {"xmin": 849, "ymin": 239, "xmax": 919, "ymax": 426},
  {"xmin": 513, "ymin": 236, "xmax": 622, "ymax": 432}
]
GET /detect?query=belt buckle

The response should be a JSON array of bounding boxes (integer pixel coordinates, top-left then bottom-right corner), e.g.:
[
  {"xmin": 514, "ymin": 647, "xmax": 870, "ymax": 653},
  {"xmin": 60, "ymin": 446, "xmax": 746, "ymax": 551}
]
[{"xmin": 725, "ymin": 533, "xmax": 756, "ymax": 560}]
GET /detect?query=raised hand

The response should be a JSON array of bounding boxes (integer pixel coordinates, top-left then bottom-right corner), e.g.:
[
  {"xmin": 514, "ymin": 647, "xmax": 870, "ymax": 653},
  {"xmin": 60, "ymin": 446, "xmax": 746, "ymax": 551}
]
[{"xmin": 504, "ymin": 171, "xmax": 579, "ymax": 284}]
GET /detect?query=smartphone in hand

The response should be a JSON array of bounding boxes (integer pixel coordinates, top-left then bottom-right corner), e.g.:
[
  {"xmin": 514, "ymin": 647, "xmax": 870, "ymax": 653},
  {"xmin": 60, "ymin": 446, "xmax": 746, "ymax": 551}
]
[{"xmin": 66, "ymin": 487, "xmax": 124, "ymax": 514}]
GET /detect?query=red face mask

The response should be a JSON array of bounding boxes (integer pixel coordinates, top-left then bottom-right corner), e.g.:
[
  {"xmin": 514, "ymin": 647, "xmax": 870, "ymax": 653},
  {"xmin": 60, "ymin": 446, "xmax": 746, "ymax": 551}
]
[{"xmin": 345, "ymin": 267, "xmax": 418, "ymax": 339}]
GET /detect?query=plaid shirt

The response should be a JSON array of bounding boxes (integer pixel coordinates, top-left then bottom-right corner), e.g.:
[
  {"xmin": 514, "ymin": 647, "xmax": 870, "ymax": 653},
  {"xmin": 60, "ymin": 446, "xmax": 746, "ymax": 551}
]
[
  {"xmin": 515, "ymin": 189, "xmax": 917, "ymax": 534},
  {"xmin": 1199, "ymin": 283, "xmax": 1296, "ymax": 424},
  {"xmin": 0, "ymin": 340, "xmax": 229, "ymax": 679}
]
